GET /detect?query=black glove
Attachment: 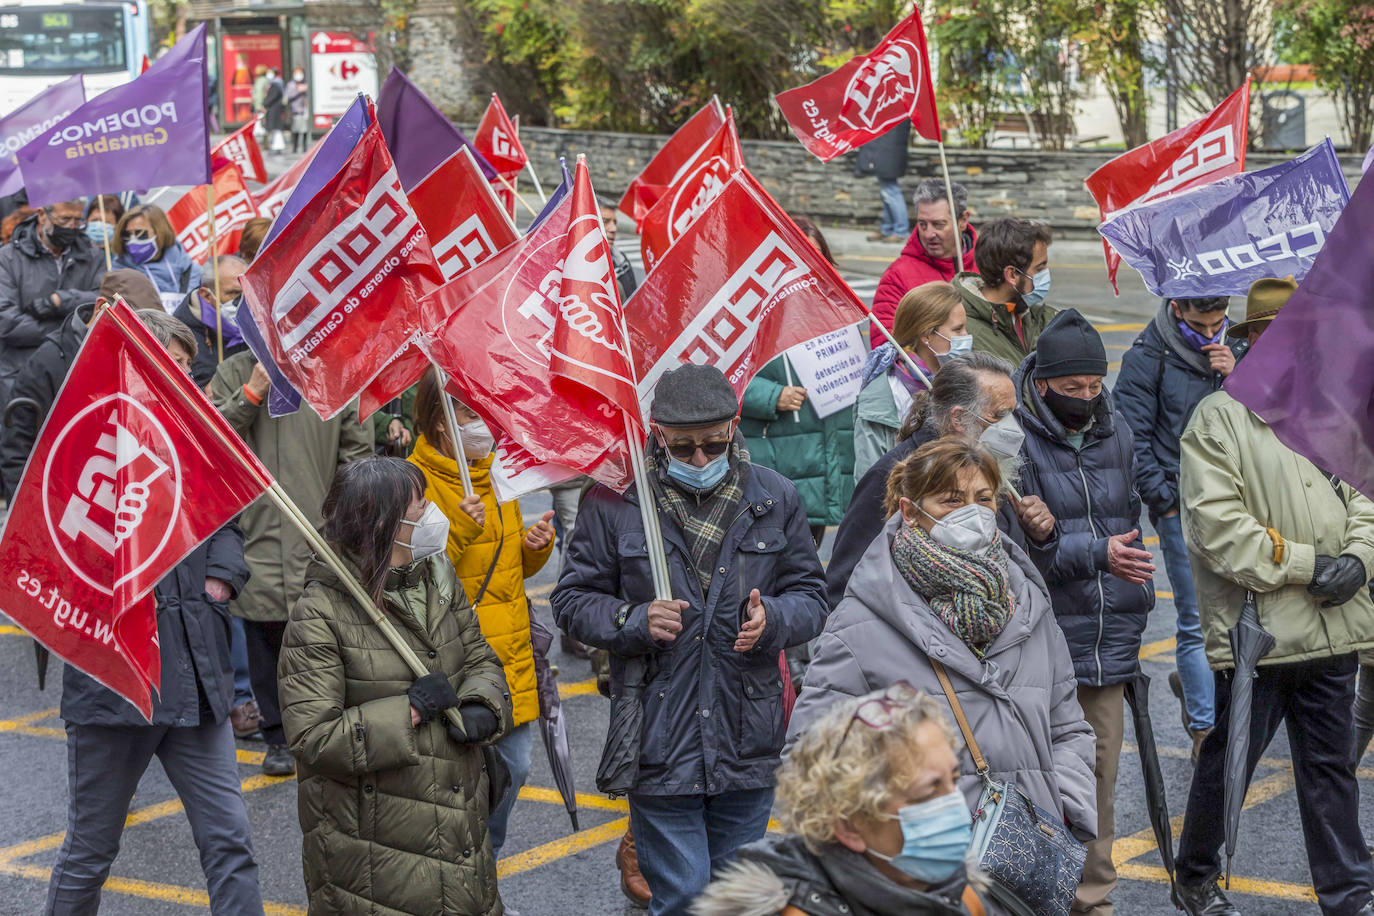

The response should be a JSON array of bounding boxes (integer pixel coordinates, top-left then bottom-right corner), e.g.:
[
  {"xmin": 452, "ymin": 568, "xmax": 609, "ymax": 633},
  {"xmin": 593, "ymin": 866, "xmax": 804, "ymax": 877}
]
[
  {"xmin": 446, "ymin": 703, "xmax": 500, "ymax": 744},
  {"xmin": 1312, "ymin": 554, "xmax": 1334, "ymax": 583},
  {"xmin": 406, "ymin": 672, "xmax": 461, "ymax": 724},
  {"xmin": 1308, "ymin": 553, "xmax": 1368, "ymax": 608}
]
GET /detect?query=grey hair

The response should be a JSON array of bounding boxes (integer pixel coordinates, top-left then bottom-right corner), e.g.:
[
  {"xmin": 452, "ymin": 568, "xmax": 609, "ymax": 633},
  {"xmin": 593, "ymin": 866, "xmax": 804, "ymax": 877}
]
[
  {"xmin": 913, "ymin": 178, "xmax": 967, "ymax": 218},
  {"xmin": 900, "ymin": 351, "xmax": 1014, "ymax": 440},
  {"xmin": 207, "ymin": 253, "xmax": 248, "ymax": 287},
  {"xmin": 134, "ymin": 308, "xmax": 198, "ymax": 358}
]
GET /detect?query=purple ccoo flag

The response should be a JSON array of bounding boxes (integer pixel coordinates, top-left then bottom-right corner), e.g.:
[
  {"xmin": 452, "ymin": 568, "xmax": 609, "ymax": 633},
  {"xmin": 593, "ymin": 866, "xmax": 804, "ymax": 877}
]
[
  {"xmin": 1226, "ymin": 159, "xmax": 1374, "ymax": 503},
  {"xmin": 18, "ymin": 25, "xmax": 210, "ymax": 206},
  {"xmin": 0, "ymin": 75, "xmax": 85, "ymax": 198},
  {"xmin": 1098, "ymin": 139, "xmax": 1350, "ymax": 299},
  {"xmin": 377, "ymin": 68, "xmax": 496, "ymax": 190}
]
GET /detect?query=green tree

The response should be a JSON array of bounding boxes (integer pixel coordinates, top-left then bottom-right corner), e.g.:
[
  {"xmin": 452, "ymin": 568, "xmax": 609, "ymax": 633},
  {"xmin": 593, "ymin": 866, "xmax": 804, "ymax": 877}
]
[
  {"xmin": 1073, "ymin": 0, "xmax": 1152, "ymax": 147},
  {"xmin": 931, "ymin": 1, "xmax": 1012, "ymax": 148},
  {"xmin": 1276, "ymin": 0, "xmax": 1374, "ymax": 151}
]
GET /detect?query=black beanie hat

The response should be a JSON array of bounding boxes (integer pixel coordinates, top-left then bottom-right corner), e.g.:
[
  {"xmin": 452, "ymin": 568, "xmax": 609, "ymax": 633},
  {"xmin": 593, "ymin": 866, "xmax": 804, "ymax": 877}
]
[
  {"xmin": 650, "ymin": 364, "xmax": 739, "ymax": 426},
  {"xmin": 1033, "ymin": 308, "xmax": 1107, "ymax": 379}
]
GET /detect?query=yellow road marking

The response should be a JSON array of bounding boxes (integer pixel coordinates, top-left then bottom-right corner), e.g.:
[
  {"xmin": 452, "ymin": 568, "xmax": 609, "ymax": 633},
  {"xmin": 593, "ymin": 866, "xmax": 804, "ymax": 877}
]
[
  {"xmin": 0, "ymin": 625, "xmax": 26, "ymax": 636},
  {"xmin": 1118, "ymin": 862, "xmax": 1316, "ymax": 902},
  {"xmin": 1144, "ymin": 536, "xmax": 1158, "ymax": 546},
  {"xmin": 0, "ymin": 860, "xmax": 307, "ymax": 915},
  {"xmin": 1157, "ymin": 590, "xmax": 1174, "ymax": 600},
  {"xmin": 559, "ymin": 677, "xmax": 600, "ymax": 700},
  {"xmin": 1138, "ymin": 637, "xmax": 1176, "ymax": 660},
  {"xmin": 518, "ymin": 786, "xmax": 629, "ymax": 813},
  {"xmin": 0, "ymin": 708, "xmax": 63, "ymax": 739},
  {"xmin": 1094, "ymin": 322, "xmax": 1147, "ymax": 332},
  {"xmin": 527, "ymin": 582, "xmax": 554, "ymax": 600},
  {"xmin": 497, "ymin": 816, "xmax": 628, "ymax": 879}
]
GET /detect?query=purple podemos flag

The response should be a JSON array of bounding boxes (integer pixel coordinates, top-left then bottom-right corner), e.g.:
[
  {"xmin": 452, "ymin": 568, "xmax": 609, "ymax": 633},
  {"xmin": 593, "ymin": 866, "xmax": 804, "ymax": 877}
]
[
  {"xmin": 0, "ymin": 75, "xmax": 85, "ymax": 198},
  {"xmin": 377, "ymin": 68, "xmax": 496, "ymax": 190},
  {"xmin": 1226, "ymin": 158, "xmax": 1374, "ymax": 502},
  {"xmin": 18, "ymin": 24, "xmax": 210, "ymax": 206}
]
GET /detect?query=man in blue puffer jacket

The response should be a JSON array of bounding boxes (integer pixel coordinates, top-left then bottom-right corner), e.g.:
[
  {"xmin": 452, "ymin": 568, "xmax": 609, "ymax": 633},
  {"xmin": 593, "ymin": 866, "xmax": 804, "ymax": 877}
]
[{"xmin": 1013, "ymin": 308, "xmax": 1156, "ymax": 916}]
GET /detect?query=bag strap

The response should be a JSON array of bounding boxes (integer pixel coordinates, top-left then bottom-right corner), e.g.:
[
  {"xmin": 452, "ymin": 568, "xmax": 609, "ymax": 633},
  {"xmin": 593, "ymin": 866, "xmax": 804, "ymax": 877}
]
[
  {"xmin": 470, "ymin": 530, "xmax": 503, "ymax": 612},
  {"xmin": 931, "ymin": 660, "xmax": 989, "ymax": 777},
  {"xmin": 961, "ymin": 885, "xmax": 987, "ymax": 916}
]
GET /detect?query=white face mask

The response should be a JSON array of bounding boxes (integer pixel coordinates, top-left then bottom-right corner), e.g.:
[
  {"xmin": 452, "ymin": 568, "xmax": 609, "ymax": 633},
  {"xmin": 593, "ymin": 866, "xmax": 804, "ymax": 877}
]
[
  {"xmin": 457, "ymin": 419, "xmax": 495, "ymax": 460},
  {"xmin": 920, "ymin": 504, "xmax": 999, "ymax": 555},
  {"xmin": 978, "ymin": 413, "xmax": 1025, "ymax": 460},
  {"xmin": 394, "ymin": 502, "xmax": 450, "ymax": 562}
]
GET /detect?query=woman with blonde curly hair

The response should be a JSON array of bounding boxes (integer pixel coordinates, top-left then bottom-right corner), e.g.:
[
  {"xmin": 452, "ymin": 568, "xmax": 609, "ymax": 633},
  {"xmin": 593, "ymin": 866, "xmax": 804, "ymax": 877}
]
[{"xmin": 693, "ymin": 683, "xmax": 1004, "ymax": 916}]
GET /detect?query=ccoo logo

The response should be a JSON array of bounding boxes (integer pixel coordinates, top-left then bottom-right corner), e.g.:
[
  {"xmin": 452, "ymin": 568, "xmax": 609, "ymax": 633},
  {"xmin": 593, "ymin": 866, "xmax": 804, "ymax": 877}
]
[
  {"xmin": 839, "ymin": 39, "xmax": 922, "ymax": 133},
  {"xmin": 42, "ymin": 394, "xmax": 181, "ymax": 596}
]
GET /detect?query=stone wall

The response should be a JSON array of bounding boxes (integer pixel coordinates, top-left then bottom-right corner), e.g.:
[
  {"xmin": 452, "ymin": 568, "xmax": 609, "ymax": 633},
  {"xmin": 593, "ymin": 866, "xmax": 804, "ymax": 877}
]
[{"xmin": 504, "ymin": 126, "xmax": 1367, "ymax": 236}]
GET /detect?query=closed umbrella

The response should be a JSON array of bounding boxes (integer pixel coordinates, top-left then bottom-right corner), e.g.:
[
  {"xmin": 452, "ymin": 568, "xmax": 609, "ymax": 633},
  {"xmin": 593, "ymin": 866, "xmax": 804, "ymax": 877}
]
[
  {"xmin": 1123, "ymin": 671, "xmax": 1174, "ymax": 887},
  {"xmin": 528, "ymin": 609, "xmax": 579, "ymax": 831},
  {"xmin": 1223, "ymin": 591, "xmax": 1275, "ymax": 886},
  {"xmin": 597, "ymin": 654, "xmax": 647, "ymax": 798}
]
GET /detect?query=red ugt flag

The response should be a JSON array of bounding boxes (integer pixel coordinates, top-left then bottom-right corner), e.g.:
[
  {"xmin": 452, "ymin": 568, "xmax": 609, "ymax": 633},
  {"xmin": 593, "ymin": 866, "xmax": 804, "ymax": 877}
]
[
  {"xmin": 776, "ymin": 10, "xmax": 941, "ymax": 162},
  {"xmin": 166, "ymin": 164, "xmax": 261, "ymax": 265},
  {"xmin": 421, "ymin": 162, "xmax": 634, "ymax": 490},
  {"xmin": 212, "ymin": 120, "xmax": 268, "ymax": 184},
  {"xmin": 617, "ymin": 99, "xmax": 727, "ymax": 226},
  {"xmin": 475, "ymin": 93, "xmax": 528, "ymax": 178},
  {"xmin": 240, "ymin": 101, "xmax": 444, "ymax": 421},
  {"xmin": 627, "ymin": 170, "xmax": 868, "ymax": 412},
  {"xmin": 640, "ymin": 109, "xmax": 744, "ymax": 275},
  {"xmin": 359, "ymin": 146, "xmax": 519, "ymax": 422},
  {"xmin": 1085, "ymin": 81, "xmax": 1250, "ymax": 293},
  {"xmin": 0, "ymin": 300, "xmax": 270, "ymax": 718}
]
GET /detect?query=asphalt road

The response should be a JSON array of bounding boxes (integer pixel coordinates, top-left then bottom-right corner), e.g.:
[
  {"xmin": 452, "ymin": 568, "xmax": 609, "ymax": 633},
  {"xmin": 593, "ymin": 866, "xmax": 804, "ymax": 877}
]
[{"xmin": 0, "ymin": 193, "xmax": 1357, "ymax": 915}]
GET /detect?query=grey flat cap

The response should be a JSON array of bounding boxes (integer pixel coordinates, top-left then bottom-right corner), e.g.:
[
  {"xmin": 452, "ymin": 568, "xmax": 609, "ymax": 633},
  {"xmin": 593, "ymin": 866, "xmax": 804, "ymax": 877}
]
[{"xmin": 650, "ymin": 364, "xmax": 739, "ymax": 427}]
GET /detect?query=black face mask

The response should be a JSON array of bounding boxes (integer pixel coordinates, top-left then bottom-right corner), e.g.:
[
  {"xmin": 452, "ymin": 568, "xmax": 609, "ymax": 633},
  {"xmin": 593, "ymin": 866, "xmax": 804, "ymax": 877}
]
[
  {"xmin": 46, "ymin": 222, "xmax": 84, "ymax": 251},
  {"xmin": 1042, "ymin": 385, "xmax": 1101, "ymax": 431}
]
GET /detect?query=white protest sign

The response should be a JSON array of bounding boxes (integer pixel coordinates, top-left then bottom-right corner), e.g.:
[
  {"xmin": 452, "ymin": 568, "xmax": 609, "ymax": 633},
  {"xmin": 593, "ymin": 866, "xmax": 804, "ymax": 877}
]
[{"xmin": 784, "ymin": 324, "xmax": 868, "ymax": 419}]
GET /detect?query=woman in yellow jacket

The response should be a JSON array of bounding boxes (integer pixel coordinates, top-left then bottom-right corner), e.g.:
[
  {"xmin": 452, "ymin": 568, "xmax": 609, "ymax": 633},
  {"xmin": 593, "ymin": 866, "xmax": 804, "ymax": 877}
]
[{"xmin": 408, "ymin": 367, "xmax": 556, "ymax": 855}]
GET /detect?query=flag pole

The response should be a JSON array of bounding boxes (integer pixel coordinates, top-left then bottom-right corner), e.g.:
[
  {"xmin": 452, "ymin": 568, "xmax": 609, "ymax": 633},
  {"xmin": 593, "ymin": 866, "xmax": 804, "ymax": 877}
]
[
  {"xmin": 432, "ymin": 363, "xmax": 476, "ymax": 499},
  {"xmin": 512, "ymin": 113, "xmax": 548, "ymax": 204},
  {"xmin": 621, "ymin": 411, "xmax": 673, "ymax": 600},
  {"xmin": 936, "ymin": 140, "xmax": 963, "ymax": 269},
  {"xmin": 495, "ymin": 172, "xmax": 540, "ymax": 218},
  {"xmin": 205, "ymin": 183, "xmax": 224, "ymax": 363},
  {"xmin": 867, "ymin": 309, "xmax": 933, "ymax": 390},
  {"xmin": 95, "ymin": 194, "xmax": 113, "ymax": 272},
  {"xmin": 103, "ymin": 299, "xmax": 471, "ymax": 735}
]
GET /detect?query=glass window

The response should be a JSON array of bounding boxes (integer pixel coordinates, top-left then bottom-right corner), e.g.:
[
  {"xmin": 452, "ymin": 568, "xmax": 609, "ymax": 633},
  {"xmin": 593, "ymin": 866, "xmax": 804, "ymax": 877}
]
[{"xmin": 0, "ymin": 6, "xmax": 127, "ymax": 74}]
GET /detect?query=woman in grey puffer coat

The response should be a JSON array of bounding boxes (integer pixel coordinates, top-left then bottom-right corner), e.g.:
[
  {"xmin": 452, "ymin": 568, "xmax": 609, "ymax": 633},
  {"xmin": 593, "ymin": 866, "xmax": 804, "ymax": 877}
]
[{"xmin": 787, "ymin": 441, "xmax": 1097, "ymax": 840}]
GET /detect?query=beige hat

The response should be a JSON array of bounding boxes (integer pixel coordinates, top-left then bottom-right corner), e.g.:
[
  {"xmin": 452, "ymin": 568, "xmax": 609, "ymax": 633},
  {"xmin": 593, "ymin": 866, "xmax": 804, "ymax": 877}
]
[{"xmin": 1227, "ymin": 275, "xmax": 1298, "ymax": 339}]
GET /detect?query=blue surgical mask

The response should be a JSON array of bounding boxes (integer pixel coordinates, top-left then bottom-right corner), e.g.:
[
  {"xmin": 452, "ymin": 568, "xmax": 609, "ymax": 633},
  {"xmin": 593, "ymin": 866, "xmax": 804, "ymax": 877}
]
[
  {"xmin": 1021, "ymin": 268, "xmax": 1051, "ymax": 307},
  {"xmin": 934, "ymin": 330, "xmax": 974, "ymax": 366},
  {"xmin": 85, "ymin": 221, "xmax": 114, "ymax": 246},
  {"xmin": 125, "ymin": 237, "xmax": 158, "ymax": 265},
  {"xmin": 665, "ymin": 451, "xmax": 730, "ymax": 491},
  {"xmin": 866, "ymin": 789, "xmax": 974, "ymax": 884}
]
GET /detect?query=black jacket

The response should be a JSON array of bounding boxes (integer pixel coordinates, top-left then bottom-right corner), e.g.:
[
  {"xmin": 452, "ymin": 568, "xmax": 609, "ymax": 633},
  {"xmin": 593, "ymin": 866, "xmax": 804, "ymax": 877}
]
[
  {"xmin": 60, "ymin": 523, "xmax": 250, "ymax": 727},
  {"xmin": 854, "ymin": 120, "xmax": 911, "ymax": 182},
  {"xmin": 173, "ymin": 291, "xmax": 249, "ymax": 389},
  {"xmin": 551, "ymin": 455, "xmax": 828, "ymax": 797},
  {"xmin": 0, "ymin": 301, "xmax": 93, "ymax": 497},
  {"xmin": 0, "ymin": 216, "xmax": 104, "ymax": 406},
  {"xmin": 1113, "ymin": 301, "xmax": 1244, "ymax": 521},
  {"xmin": 826, "ymin": 420, "xmax": 1039, "ymax": 608},
  {"xmin": 1014, "ymin": 356, "xmax": 1153, "ymax": 687}
]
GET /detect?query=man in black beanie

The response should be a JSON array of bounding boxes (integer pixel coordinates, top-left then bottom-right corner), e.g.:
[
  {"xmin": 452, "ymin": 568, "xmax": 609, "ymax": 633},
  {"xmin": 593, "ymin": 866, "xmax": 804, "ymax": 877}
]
[
  {"xmin": 1012, "ymin": 308, "xmax": 1156, "ymax": 916},
  {"xmin": 552, "ymin": 364, "xmax": 827, "ymax": 916}
]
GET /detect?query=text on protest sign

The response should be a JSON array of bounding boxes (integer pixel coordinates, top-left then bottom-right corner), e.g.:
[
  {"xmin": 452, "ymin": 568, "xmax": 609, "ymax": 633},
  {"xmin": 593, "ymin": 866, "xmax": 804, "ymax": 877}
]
[{"xmin": 784, "ymin": 325, "xmax": 868, "ymax": 419}]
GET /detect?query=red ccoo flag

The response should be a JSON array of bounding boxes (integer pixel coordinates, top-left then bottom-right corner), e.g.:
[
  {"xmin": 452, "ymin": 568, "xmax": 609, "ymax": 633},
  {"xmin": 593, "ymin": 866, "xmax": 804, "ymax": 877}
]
[
  {"xmin": 616, "ymin": 99, "xmax": 727, "ymax": 226},
  {"xmin": 166, "ymin": 164, "xmax": 261, "ymax": 265},
  {"xmin": 213, "ymin": 119, "xmax": 268, "ymax": 185},
  {"xmin": 475, "ymin": 93, "xmax": 529, "ymax": 178},
  {"xmin": 0, "ymin": 299, "xmax": 271, "ymax": 718},
  {"xmin": 640, "ymin": 109, "xmax": 744, "ymax": 274},
  {"xmin": 1085, "ymin": 81, "xmax": 1250, "ymax": 294},
  {"xmin": 627, "ymin": 170, "xmax": 868, "ymax": 411},
  {"xmin": 776, "ymin": 9, "xmax": 941, "ymax": 161}
]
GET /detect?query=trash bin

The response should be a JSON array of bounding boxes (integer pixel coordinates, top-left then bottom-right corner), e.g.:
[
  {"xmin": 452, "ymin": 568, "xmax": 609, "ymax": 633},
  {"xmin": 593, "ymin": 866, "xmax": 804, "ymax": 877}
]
[{"xmin": 1261, "ymin": 91, "xmax": 1305, "ymax": 150}]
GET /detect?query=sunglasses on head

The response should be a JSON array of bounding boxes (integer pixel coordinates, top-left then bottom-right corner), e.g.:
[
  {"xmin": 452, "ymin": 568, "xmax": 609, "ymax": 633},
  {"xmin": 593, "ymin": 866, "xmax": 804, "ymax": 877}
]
[{"xmin": 831, "ymin": 681, "xmax": 920, "ymax": 760}]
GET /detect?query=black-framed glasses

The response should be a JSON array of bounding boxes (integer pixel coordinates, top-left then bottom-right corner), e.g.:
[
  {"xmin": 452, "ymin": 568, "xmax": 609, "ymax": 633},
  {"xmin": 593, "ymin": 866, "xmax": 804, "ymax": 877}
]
[
  {"xmin": 831, "ymin": 681, "xmax": 920, "ymax": 760},
  {"xmin": 655, "ymin": 421, "xmax": 734, "ymax": 462},
  {"xmin": 123, "ymin": 229, "xmax": 153, "ymax": 242}
]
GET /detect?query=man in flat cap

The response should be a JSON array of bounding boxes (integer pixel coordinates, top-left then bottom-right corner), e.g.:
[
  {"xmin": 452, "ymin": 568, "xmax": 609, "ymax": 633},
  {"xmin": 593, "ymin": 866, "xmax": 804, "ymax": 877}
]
[
  {"xmin": 553, "ymin": 364, "xmax": 828, "ymax": 916},
  {"xmin": 1174, "ymin": 277, "xmax": 1374, "ymax": 916}
]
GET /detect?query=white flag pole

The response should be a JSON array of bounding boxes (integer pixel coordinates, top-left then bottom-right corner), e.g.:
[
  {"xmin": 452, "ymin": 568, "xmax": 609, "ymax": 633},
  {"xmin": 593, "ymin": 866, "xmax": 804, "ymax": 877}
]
[
  {"xmin": 936, "ymin": 139, "xmax": 963, "ymax": 269},
  {"xmin": 432, "ymin": 363, "xmax": 476, "ymax": 498}
]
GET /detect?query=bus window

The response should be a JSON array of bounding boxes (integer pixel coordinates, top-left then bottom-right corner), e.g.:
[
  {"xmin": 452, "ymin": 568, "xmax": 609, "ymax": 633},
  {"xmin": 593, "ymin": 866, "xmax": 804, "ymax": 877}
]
[{"xmin": 0, "ymin": 6, "xmax": 127, "ymax": 74}]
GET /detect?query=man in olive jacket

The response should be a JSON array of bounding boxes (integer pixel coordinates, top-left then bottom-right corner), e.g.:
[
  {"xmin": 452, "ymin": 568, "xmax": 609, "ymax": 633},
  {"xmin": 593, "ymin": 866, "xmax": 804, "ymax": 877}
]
[
  {"xmin": 955, "ymin": 217, "xmax": 1058, "ymax": 365},
  {"xmin": 1173, "ymin": 278, "xmax": 1374, "ymax": 916},
  {"xmin": 211, "ymin": 351, "xmax": 373, "ymax": 775}
]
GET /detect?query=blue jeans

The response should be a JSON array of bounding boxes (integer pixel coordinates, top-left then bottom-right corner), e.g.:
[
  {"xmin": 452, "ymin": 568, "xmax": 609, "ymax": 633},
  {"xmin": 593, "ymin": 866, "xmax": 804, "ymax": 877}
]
[
  {"xmin": 878, "ymin": 179, "xmax": 908, "ymax": 237},
  {"xmin": 629, "ymin": 787, "xmax": 774, "ymax": 916},
  {"xmin": 1157, "ymin": 512, "xmax": 1214, "ymax": 730},
  {"xmin": 490, "ymin": 721, "xmax": 533, "ymax": 855},
  {"xmin": 230, "ymin": 616, "xmax": 253, "ymax": 707}
]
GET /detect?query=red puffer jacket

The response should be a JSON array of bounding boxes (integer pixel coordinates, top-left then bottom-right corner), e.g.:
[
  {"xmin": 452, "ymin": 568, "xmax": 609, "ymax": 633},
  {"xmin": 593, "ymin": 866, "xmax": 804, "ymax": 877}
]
[{"xmin": 869, "ymin": 225, "xmax": 978, "ymax": 347}]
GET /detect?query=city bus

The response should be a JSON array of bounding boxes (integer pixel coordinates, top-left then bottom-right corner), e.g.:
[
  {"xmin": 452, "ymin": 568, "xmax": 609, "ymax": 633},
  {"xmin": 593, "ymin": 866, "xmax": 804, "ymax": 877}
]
[{"xmin": 0, "ymin": 0, "xmax": 150, "ymax": 112}]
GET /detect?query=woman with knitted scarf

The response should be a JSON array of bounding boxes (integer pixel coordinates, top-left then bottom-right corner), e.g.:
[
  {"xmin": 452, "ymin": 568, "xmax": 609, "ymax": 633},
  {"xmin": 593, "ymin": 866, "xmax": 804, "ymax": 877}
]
[{"xmin": 787, "ymin": 438, "xmax": 1097, "ymax": 841}]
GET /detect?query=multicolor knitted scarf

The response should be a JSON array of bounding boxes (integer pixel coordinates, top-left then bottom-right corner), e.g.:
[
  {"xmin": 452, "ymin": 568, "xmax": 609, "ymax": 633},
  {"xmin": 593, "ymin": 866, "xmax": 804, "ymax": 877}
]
[
  {"xmin": 890, "ymin": 521, "xmax": 1015, "ymax": 657},
  {"xmin": 645, "ymin": 438, "xmax": 750, "ymax": 597}
]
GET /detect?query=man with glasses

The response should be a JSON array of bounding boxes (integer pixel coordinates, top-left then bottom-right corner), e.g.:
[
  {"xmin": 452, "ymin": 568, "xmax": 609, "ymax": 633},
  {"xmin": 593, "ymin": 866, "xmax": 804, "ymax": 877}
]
[
  {"xmin": 0, "ymin": 198, "xmax": 105, "ymax": 498},
  {"xmin": 553, "ymin": 364, "xmax": 828, "ymax": 916}
]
